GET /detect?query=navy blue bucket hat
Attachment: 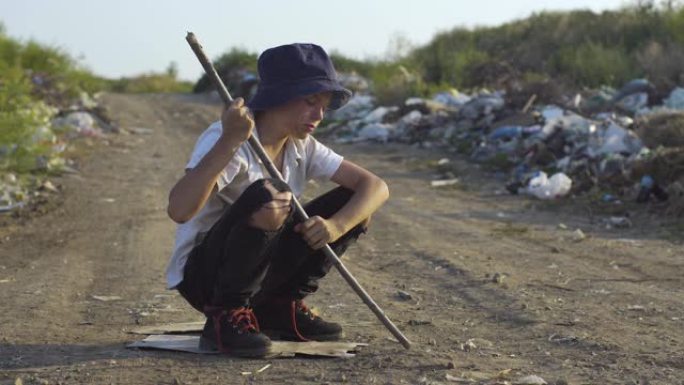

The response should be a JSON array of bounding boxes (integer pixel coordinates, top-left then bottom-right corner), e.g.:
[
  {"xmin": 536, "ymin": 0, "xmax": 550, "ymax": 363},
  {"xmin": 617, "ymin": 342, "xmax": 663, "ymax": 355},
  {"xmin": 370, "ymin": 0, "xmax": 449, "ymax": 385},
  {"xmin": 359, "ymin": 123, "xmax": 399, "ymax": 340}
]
[{"xmin": 247, "ymin": 43, "xmax": 352, "ymax": 111}]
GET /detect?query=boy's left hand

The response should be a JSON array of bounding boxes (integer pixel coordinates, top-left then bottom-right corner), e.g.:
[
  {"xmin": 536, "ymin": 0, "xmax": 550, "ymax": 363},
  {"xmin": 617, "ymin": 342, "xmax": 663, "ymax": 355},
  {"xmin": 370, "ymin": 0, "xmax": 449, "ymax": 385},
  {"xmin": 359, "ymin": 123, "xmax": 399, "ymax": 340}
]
[{"xmin": 294, "ymin": 216, "xmax": 344, "ymax": 250}]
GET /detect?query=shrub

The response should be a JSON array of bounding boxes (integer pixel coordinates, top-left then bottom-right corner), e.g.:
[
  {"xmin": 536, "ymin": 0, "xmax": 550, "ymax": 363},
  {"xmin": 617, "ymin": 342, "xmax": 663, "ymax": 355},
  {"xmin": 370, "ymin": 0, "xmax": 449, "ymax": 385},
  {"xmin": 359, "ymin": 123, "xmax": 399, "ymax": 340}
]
[
  {"xmin": 0, "ymin": 64, "xmax": 56, "ymax": 172},
  {"xmin": 368, "ymin": 62, "xmax": 426, "ymax": 106},
  {"xmin": 193, "ymin": 48, "xmax": 257, "ymax": 95},
  {"xmin": 551, "ymin": 42, "xmax": 637, "ymax": 86},
  {"xmin": 110, "ymin": 73, "xmax": 192, "ymax": 93}
]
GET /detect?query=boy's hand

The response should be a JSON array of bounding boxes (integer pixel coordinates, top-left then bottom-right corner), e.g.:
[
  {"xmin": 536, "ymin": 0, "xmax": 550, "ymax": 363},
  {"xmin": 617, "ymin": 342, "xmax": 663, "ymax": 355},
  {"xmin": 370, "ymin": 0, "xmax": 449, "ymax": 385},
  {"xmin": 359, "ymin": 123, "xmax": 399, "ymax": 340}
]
[
  {"xmin": 219, "ymin": 97, "xmax": 254, "ymax": 146},
  {"xmin": 294, "ymin": 216, "xmax": 344, "ymax": 250}
]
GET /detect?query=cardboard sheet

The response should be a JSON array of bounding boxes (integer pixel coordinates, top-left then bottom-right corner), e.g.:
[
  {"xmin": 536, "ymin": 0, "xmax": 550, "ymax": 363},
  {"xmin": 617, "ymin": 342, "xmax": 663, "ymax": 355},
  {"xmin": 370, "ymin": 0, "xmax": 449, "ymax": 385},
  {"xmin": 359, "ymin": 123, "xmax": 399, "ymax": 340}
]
[{"xmin": 127, "ymin": 334, "xmax": 367, "ymax": 358}]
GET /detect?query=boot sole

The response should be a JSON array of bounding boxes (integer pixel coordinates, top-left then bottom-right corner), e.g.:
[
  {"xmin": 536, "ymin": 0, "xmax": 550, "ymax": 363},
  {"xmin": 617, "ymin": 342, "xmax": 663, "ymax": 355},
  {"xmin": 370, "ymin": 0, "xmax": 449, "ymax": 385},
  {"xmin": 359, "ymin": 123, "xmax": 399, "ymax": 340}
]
[
  {"xmin": 199, "ymin": 336, "xmax": 271, "ymax": 358},
  {"xmin": 262, "ymin": 329, "xmax": 344, "ymax": 342}
]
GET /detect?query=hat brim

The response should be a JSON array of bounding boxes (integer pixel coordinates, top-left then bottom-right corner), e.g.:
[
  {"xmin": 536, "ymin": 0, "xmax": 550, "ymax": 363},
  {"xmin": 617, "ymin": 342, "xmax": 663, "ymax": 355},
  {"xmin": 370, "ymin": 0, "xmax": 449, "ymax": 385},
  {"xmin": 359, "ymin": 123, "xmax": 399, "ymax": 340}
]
[{"xmin": 247, "ymin": 78, "xmax": 352, "ymax": 111}]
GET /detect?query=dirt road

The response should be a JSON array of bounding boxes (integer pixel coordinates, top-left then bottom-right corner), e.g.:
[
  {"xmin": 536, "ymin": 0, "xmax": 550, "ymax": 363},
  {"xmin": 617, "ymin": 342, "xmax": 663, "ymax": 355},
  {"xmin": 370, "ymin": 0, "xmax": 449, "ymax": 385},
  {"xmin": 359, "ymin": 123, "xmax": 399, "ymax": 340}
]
[{"xmin": 1, "ymin": 94, "xmax": 682, "ymax": 385}]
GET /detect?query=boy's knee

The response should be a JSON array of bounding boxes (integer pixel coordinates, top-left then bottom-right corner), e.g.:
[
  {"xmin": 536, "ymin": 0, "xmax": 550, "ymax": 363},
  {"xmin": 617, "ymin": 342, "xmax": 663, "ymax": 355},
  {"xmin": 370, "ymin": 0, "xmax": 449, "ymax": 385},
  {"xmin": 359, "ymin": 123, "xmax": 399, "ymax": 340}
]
[{"xmin": 247, "ymin": 180, "xmax": 292, "ymax": 231}]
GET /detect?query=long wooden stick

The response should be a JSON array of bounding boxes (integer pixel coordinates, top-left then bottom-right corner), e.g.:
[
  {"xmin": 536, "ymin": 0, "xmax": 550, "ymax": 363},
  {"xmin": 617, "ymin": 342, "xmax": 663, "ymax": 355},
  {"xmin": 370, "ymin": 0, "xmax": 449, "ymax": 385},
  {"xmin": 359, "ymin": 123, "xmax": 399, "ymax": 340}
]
[{"xmin": 185, "ymin": 32, "xmax": 411, "ymax": 349}]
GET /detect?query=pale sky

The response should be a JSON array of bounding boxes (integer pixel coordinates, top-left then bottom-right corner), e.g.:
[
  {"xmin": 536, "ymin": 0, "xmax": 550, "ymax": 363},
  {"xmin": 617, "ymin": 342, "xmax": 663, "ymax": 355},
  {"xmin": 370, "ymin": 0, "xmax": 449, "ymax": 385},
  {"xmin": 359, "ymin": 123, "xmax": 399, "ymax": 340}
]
[{"xmin": 1, "ymin": 0, "xmax": 630, "ymax": 81}]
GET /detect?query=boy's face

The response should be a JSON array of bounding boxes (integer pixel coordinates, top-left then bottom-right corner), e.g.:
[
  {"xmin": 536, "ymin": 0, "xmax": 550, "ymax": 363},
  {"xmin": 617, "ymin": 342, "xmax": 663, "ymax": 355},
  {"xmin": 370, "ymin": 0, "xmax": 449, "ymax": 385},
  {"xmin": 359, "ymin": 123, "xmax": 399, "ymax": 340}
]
[{"xmin": 274, "ymin": 92, "xmax": 333, "ymax": 139}]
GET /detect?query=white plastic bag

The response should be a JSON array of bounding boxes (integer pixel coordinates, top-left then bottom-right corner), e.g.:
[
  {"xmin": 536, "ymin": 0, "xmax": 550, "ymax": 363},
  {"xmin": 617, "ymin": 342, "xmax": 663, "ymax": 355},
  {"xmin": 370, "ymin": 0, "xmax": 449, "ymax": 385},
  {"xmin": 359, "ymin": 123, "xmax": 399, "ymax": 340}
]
[{"xmin": 526, "ymin": 172, "xmax": 572, "ymax": 199}]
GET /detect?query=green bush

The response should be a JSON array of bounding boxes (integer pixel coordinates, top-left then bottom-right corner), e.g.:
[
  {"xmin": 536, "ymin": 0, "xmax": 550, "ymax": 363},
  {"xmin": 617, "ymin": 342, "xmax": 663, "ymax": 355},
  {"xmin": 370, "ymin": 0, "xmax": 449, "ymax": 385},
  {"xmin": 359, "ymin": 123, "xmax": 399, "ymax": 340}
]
[
  {"xmin": 406, "ymin": 3, "xmax": 684, "ymax": 91},
  {"xmin": 368, "ymin": 62, "xmax": 426, "ymax": 106},
  {"xmin": 552, "ymin": 42, "xmax": 637, "ymax": 86},
  {"xmin": 330, "ymin": 52, "xmax": 374, "ymax": 78},
  {"xmin": 0, "ymin": 64, "xmax": 56, "ymax": 172},
  {"xmin": 193, "ymin": 48, "xmax": 257, "ymax": 94},
  {"xmin": 110, "ymin": 73, "xmax": 192, "ymax": 93},
  {"xmin": 665, "ymin": 5, "xmax": 684, "ymax": 43}
]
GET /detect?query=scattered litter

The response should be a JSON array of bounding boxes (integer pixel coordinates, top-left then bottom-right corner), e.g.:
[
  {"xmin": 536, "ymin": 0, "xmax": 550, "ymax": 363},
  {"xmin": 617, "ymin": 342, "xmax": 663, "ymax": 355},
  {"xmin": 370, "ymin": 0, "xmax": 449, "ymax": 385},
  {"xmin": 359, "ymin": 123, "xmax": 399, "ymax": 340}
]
[
  {"xmin": 525, "ymin": 172, "xmax": 572, "ymax": 200},
  {"xmin": 431, "ymin": 178, "xmax": 459, "ymax": 187},
  {"xmin": 91, "ymin": 295, "xmax": 122, "ymax": 301},
  {"xmin": 257, "ymin": 363, "xmax": 271, "ymax": 373},
  {"xmin": 322, "ymin": 78, "xmax": 684, "ymax": 216},
  {"xmin": 492, "ymin": 272, "xmax": 506, "ymax": 284},
  {"xmin": 627, "ymin": 305, "xmax": 646, "ymax": 311}
]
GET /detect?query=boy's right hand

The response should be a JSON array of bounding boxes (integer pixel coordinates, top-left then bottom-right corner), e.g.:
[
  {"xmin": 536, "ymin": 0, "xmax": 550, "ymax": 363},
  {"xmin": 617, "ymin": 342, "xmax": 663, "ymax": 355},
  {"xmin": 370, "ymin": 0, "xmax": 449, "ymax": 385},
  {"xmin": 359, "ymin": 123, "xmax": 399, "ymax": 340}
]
[{"xmin": 219, "ymin": 97, "xmax": 254, "ymax": 146}]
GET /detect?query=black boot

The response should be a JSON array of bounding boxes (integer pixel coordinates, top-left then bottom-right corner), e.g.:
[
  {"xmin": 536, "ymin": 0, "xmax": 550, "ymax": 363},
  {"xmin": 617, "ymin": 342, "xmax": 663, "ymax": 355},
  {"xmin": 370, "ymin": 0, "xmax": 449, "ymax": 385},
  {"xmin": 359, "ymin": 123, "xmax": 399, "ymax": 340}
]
[
  {"xmin": 199, "ymin": 306, "xmax": 271, "ymax": 357},
  {"xmin": 253, "ymin": 298, "xmax": 343, "ymax": 341}
]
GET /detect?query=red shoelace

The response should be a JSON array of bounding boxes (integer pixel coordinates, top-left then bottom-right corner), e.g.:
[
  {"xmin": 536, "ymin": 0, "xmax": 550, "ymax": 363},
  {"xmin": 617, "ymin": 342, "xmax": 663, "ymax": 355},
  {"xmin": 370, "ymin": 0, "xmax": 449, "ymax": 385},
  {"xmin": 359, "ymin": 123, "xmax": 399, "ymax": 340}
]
[
  {"xmin": 295, "ymin": 300, "xmax": 316, "ymax": 319},
  {"xmin": 230, "ymin": 307, "xmax": 260, "ymax": 333}
]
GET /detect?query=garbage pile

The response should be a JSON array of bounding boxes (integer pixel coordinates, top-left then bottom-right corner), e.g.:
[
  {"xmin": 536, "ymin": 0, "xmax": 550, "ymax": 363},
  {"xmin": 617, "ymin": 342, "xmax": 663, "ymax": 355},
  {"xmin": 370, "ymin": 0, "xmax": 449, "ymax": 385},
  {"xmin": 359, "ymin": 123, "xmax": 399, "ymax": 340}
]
[
  {"xmin": 324, "ymin": 78, "xmax": 684, "ymax": 214},
  {"xmin": 0, "ymin": 89, "xmax": 116, "ymax": 213}
]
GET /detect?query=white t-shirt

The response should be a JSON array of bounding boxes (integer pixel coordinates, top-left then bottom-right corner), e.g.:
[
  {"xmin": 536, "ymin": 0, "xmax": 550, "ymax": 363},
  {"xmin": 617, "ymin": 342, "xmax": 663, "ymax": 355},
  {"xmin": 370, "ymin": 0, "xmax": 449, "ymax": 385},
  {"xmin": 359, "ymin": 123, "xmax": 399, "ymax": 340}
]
[{"xmin": 166, "ymin": 121, "xmax": 344, "ymax": 289}]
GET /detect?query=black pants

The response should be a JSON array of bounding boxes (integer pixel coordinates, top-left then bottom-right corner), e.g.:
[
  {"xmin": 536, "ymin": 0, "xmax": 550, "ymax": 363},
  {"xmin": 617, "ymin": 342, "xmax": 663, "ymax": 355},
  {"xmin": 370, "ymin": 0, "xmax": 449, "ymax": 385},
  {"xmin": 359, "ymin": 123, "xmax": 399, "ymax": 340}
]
[{"xmin": 177, "ymin": 178, "xmax": 366, "ymax": 313}]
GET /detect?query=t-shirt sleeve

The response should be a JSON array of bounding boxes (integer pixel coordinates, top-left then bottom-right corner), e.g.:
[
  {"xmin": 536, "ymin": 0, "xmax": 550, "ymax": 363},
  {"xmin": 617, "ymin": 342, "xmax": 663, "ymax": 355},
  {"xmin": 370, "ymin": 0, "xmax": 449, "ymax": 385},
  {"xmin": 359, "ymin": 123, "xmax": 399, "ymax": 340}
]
[
  {"xmin": 305, "ymin": 136, "xmax": 344, "ymax": 181},
  {"xmin": 185, "ymin": 123, "xmax": 246, "ymax": 190}
]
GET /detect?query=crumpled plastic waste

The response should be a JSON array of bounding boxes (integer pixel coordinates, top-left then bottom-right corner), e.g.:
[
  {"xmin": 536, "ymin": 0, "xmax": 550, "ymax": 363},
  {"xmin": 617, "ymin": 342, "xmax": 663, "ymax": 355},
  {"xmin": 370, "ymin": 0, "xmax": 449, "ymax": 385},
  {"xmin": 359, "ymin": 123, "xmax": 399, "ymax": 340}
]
[
  {"xmin": 664, "ymin": 87, "xmax": 684, "ymax": 110},
  {"xmin": 459, "ymin": 92, "xmax": 505, "ymax": 120},
  {"xmin": 357, "ymin": 123, "xmax": 392, "ymax": 143},
  {"xmin": 363, "ymin": 106, "xmax": 397, "ymax": 124},
  {"xmin": 589, "ymin": 122, "xmax": 643, "ymax": 157},
  {"xmin": 329, "ymin": 94, "xmax": 374, "ymax": 121},
  {"xmin": 52, "ymin": 111, "xmax": 103, "ymax": 138},
  {"xmin": 322, "ymin": 74, "xmax": 683, "ymax": 206},
  {"xmin": 433, "ymin": 90, "xmax": 471, "ymax": 107},
  {"xmin": 525, "ymin": 171, "xmax": 572, "ymax": 200}
]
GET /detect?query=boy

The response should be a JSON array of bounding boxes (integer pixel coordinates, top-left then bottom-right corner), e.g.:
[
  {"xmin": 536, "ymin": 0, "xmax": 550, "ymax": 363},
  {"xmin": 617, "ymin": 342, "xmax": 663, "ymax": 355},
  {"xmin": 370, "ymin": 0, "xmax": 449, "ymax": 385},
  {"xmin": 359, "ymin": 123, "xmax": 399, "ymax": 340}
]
[{"xmin": 166, "ymin": 43, "xmax": 388, "ymax": 357}]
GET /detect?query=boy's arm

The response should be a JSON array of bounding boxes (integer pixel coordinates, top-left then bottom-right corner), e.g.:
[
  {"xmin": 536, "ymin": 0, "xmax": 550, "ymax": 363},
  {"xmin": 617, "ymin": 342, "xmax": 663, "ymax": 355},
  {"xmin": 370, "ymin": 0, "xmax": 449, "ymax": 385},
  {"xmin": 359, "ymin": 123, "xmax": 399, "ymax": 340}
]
[
  {"xmin": 167, "ymin": 98, "xmax": 253, "ymax": 224},
  {"xmin": 295, "ymin": 160, "xmax": 389, "ymax": 249}
]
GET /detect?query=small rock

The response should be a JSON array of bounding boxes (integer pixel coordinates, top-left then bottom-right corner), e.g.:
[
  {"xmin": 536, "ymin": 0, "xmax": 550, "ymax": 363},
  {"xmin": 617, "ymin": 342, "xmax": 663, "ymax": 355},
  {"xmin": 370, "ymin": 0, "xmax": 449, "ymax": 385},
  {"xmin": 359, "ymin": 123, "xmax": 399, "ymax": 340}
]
[
  {"xmin": 461, "ymin": 337, "xmax": 493, "ymax": 352},
  {"xmin": 408, "ymin": 319, "xmax": 431, "ymax": 326},
  {"xmin": 5, "ymin": 174, "xmax": 17, "ymax": 183},
  {"xmin": 446, "ymin": 373, "xmax": 473, "ymax": 383},
  {"xmin": 492, "ymin": 272, "xmax": 506, "ymax": 284},
  {"xmin": 397, "ymin": 290, "xmax": 413, "ymax": 300},
  {"xmin": 571, "ymin": 229, "xmax": 586, "ymax": 242},
  {"xmin": 128, "ymin": 127, "xmax": 154, "ymax": 135},
  {"xmin": 605, "ymin": 216, "xmax": 632, "ymax": 229},
  {"xmin": 461, "ymin": 340, "xmax": 477, "ymax": 352},
  {"xmin": 41, "ymin": 180, "xmax": 59, "ymax": 193},
  {"xmin": 514, "ymin": 375, "xmax": 547, "ymax": 385}
]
